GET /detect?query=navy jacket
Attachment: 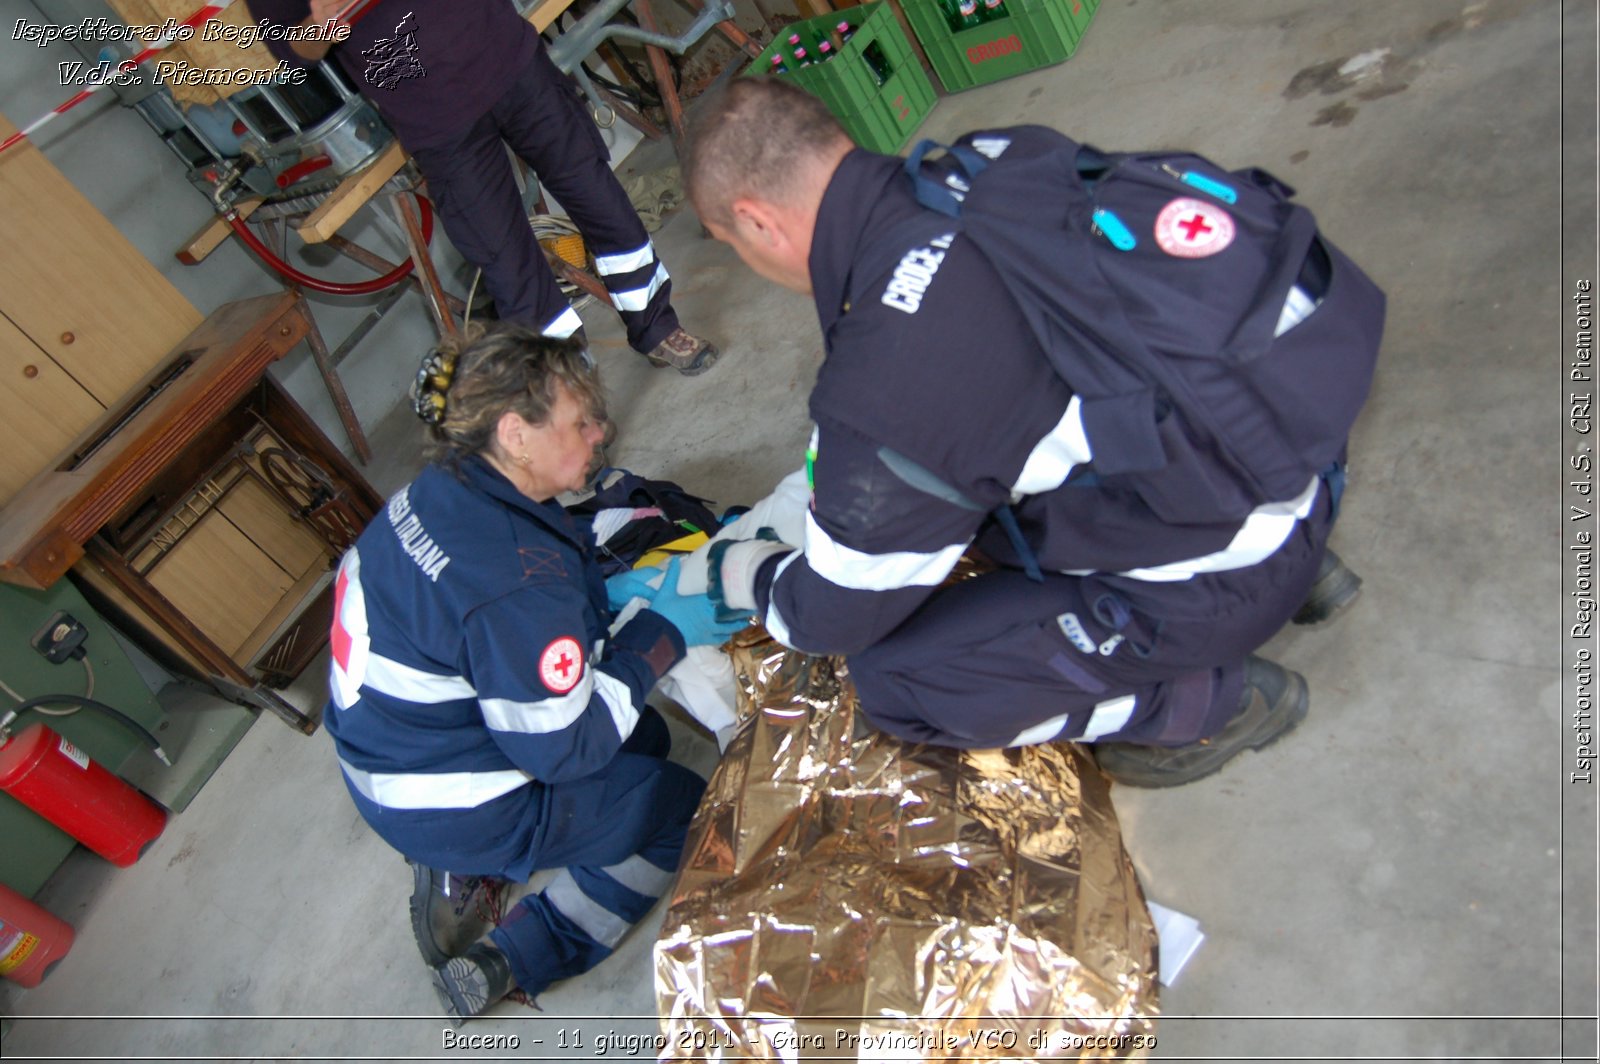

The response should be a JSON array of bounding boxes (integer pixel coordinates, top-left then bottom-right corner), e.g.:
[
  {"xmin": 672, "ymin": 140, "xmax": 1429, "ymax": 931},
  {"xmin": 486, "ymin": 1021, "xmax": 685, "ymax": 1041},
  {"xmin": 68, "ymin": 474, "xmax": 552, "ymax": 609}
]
[
  {"xmin": 247, "ymin": 0, "xmax": 537, "ymax": 150},
  {"xmin": 749, "ymin": 148, "xmax": 1324, "ymax": 657},
  {"xmin": 324, "ymin": 456, "xmax": 684, "ymax": 878}
]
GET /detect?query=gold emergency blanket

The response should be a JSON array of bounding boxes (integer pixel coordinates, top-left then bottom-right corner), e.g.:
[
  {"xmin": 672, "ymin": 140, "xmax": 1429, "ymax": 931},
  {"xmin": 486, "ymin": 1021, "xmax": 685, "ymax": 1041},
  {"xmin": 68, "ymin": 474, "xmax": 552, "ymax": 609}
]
[{"xmin": 655, "ymin": 631, "xmax": 1160, "ymax": 1061}]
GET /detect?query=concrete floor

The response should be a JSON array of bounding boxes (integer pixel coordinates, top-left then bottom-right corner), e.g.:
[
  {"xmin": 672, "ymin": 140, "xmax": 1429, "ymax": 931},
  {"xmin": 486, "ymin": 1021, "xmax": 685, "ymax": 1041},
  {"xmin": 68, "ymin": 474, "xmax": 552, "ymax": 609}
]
[{"xmin": 2, "ymin": 0, "xmax": 1595, "ymax": 1060}]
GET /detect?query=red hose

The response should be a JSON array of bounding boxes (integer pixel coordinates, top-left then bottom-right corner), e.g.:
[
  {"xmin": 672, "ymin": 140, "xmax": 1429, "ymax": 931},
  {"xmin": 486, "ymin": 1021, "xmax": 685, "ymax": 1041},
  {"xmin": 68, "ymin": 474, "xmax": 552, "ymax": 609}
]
[{"xmin": 226, "ymin": 195, "xmax": 434, "ymax": 296}]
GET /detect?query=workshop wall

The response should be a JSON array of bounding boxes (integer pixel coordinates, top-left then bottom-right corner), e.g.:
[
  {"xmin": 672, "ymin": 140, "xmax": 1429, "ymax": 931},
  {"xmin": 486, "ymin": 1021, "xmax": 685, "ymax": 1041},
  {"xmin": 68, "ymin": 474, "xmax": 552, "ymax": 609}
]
[{"xmin": 0, "ymin": 6, "xmax": 469, "ymax": 463}]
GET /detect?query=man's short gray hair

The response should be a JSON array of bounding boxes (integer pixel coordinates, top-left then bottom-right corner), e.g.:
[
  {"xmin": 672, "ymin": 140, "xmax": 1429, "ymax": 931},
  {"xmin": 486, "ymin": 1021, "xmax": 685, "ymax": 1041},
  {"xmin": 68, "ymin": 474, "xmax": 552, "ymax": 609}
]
[{"xmin": 685, "ymin": 78, "xmax": 851, "ymax": 228}]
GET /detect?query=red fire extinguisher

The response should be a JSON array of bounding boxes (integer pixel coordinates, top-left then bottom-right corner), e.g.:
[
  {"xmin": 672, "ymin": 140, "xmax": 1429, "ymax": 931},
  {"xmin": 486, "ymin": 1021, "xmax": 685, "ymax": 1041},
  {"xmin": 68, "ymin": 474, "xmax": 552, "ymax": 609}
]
[
  {"xmin": 0, "ymin": 723, "xmax": 167, "ymax": 867},
  {"xmin": 0, "ymin": 881, "xmax": 74, "ymax": 988}
]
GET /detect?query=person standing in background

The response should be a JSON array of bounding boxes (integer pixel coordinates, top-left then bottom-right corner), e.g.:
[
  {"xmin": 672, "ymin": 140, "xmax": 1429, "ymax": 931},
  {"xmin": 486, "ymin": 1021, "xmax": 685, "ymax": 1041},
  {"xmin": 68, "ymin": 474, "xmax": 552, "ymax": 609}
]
[{"xmin": 248, "ymin": 0, "xmax": 720, "ymax": 373}]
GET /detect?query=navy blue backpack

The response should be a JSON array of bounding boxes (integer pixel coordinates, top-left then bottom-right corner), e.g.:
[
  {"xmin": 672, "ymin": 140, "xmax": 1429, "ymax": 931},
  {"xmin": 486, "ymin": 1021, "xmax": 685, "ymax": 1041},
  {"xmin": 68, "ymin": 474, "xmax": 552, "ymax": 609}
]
[{"xmin": 880, "ymin": 125, "xmax": 1386, "ymax": 529}]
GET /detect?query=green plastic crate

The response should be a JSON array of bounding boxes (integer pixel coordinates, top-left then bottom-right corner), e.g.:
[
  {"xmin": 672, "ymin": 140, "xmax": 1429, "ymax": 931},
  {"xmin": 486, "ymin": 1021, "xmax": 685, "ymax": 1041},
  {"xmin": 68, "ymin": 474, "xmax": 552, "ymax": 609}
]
[
  {"xmin": 903, "ymin": 0, "xmax": 1097, "ymax": 93},
  {"xmin": 749, "ymin": 3, "xmax": 936, "ymax": 154}
]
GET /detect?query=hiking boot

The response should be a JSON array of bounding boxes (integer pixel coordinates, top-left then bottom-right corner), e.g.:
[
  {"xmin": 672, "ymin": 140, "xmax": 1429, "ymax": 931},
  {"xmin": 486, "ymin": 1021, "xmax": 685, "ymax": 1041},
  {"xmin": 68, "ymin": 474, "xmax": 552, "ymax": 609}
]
[
  {"xmin": 409, "ymin": 861, "xmax": 501, "ymax": 967},
  {"xmin": 431, "ymin": 941, "xmax": 515, "ymax": 1020},
  {"xmin": 1093, "ymin": 656, "xmax": 1310, "ymax": 788},
  {"xmin": 644, "ymin": 328, "xmax": 719, "ymax": 375},
  {"xmin": 1292, "ymin": 548, "xmax": 1362, "ymax": 626}
]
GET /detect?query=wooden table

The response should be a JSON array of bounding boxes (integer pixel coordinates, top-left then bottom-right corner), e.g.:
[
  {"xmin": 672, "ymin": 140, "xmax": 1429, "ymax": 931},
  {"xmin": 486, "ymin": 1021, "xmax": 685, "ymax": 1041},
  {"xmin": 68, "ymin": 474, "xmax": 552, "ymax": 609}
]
[{"xmin": 0, "ymin": 292, "xmax": 381, "ymax": 734}]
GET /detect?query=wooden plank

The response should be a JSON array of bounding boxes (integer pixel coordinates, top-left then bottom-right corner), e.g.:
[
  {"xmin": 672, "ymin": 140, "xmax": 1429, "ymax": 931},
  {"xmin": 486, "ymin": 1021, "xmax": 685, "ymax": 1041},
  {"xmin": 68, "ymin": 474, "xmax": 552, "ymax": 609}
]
[
  {"xmin": 145, "ymin": 509, "xmax": 294, "ymax": 658},
  {"xmin": 177, "ymin": 198, "xmax": 262, "ymax": 266},
  {"xmin": 233, "ymin": 561, "xmax": 332, "ymax": 667},
  {"xmin": 71, "ymin": 557, "xmax": 210, "ymax": 678},
  {"xmin": 527, "ymin": 0, "xmax": 578, "ymax": 32},
  {"xmin": 0, "ymin": 112, "xmax": 203, "ymax": 407},
  {"xmin": 215, "ymin": 472, "xmax": 329, "ymax": 579},
  {"xmin": 0, "ymin": 313, "xmax": 105, "ymax": 508},
  {"xmin": 294, "ymin": 140, "xmax": 407, "ymax": 245}
]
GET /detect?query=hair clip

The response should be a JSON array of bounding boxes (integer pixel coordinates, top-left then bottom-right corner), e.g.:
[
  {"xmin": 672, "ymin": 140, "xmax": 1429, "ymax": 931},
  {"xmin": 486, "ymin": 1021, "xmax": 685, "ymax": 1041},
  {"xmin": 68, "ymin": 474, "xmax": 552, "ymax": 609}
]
[{"xmin": 411, "ymin": 348, "xmax": 457, "ymax": 425}]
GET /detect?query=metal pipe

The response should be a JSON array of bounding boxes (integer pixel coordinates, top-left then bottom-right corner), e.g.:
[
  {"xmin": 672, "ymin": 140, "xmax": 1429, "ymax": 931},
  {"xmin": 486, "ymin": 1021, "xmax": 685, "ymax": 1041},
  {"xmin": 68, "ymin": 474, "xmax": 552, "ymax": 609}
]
[{"xmin": 547, "ymin": 0, "xmax": 736, "ymax": 73}]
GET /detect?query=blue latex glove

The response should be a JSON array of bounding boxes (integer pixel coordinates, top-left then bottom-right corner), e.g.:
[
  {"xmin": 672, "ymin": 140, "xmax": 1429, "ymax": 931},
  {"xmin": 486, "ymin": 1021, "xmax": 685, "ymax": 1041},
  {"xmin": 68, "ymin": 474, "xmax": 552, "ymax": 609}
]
[
  {"xmin": 643, "ymin": 558, "xmax": 750, "ymax": 647},
  {"xmin": 606, "ymin": 564, "xmax": 667, "ymax": 613}
]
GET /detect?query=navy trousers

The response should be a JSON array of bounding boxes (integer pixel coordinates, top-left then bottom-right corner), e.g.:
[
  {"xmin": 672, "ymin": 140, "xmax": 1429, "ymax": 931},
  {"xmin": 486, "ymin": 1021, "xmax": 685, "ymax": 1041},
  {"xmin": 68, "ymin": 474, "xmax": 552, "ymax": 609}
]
[
  {"xmin": 847, "ymin": 487, "xmax": 1336, "ymax": 750},
  {"xmin": 408, "ymin": 39, "xmax": 680, "ymax": 353},
  {"xmin": 486, "ymin": 707, "xmax": 705, "ymax": 996}
]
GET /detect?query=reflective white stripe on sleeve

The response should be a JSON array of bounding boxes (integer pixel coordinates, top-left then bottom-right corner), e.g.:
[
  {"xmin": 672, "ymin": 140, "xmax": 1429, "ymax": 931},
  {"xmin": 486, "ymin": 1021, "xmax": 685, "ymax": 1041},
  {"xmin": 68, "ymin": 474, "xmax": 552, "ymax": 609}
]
[
  {"xmin": 1007, "ymin": 712, "xmax": 1069, "ymax": 747},
  {"xmin": 762, "ymin": 550, "xmax": 803, "ymax": 647},
  {"xmin": 545, "ymin": 868, "xmax": 631, "ymax": 947},
  {"xmin": 593, "ymin": 242, "xmax": 656, "ymax": 276},
  {"xmin": 601, "ymin": 853, "xmax": 675, "ymax": 898},
  {"xmin": 803, "ymin": 510, "xmax": 967, "ymax": 591},
  {"xmin": 338, "ymin": 757, "xmax": 532, "ymax": 810},
  {"xmin": 1012, "ymin": 395, "xmax": 1093, "ymax": 495},
  {"xmin": 362, "ymin": 652, "xmax": 477, "ymax": 704},
  {"xmin": 610, "ymin": 264, "xmax": 668, "ymax": 312},
  {"xmin": 593, "ymin": 669, "xmax": 643, "ymax": 741},
  {"xmin": 1109, "ymin": 475, "xmax": 1322, "ymax": 583},
  {"xmin": 481, "ymin": 670, "xmax": 594, "ymax": 734},
  {"xmin": 1077, "ymin": 695, "xmax": 1136, "ymax": 742},
  {"xmin": 542, "ymin": 306, "xmax": 585, "ymax": 338}
]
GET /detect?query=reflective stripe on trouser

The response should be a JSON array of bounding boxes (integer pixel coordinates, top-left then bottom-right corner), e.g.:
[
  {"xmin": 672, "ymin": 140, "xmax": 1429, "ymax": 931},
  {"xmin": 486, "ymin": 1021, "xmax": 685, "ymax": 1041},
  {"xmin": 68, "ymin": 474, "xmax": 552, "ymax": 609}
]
[
  {"xmin": 407, "ymin": 38, "xmax": 680, "ymax": 354},
  {"xmin": 487, "ymin": 709, "xmax": 705, "ymax": 996},
  {"xmin": 846, "ymin": 487, "xmax": 1335, "ymax": 750}
]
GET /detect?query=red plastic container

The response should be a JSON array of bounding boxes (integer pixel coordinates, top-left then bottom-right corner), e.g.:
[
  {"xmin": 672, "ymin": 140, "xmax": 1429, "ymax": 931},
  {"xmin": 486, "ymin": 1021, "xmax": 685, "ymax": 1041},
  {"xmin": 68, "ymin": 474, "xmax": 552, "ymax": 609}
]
[
  {"xmin": 0, "ymin": 881, "xmax": 75, "ymax": 987},
  {"xmin": 0, "ymin": 723, "xmax": 167, "ymax": 867}
]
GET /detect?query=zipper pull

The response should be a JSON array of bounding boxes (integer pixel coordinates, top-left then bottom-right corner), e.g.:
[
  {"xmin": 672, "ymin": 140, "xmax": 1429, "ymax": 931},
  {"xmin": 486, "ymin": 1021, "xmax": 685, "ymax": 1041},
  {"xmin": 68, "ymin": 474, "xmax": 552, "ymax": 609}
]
[
  {"xmin": 1091, "ymin": 208, "xmax": 1136, "ymax": 250},
  {"xmin": 1180, "ymin": 171, "xmax": 1238, "ymax": 204}
]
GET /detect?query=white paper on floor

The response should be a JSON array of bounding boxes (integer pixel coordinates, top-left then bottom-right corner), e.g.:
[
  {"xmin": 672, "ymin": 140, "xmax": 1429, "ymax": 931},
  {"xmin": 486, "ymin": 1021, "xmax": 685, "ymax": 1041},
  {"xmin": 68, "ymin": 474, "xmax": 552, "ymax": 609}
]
[{"xmin": 1145, "ymin": 901, "xmax": 1205, "ymax": 987}]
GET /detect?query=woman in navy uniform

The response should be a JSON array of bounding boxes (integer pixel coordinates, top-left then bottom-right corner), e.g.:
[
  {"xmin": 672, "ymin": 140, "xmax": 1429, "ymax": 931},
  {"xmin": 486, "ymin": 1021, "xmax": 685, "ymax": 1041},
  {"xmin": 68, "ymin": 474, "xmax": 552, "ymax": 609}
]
[{"xmin": 325, "ymin": 325, "xmax": 740, "ymax": 1016}]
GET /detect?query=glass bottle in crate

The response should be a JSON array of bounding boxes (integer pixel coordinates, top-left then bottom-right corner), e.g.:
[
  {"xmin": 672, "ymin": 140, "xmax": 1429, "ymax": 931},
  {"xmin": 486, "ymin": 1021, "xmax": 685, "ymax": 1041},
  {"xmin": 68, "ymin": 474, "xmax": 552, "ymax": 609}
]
[
  {"xmin": 981, "ymin": 0, "xmax": 1009, "ymax": 20},
  {"xmin": 769, "ymin": 53, "xmax": 790, "ymax": 75},
  {"xmin": 839, "ymin": 19, "xmax": 893, "ymax": 84},
  {"xmin": 816, "ymin": 40, "xmax": 835, "ymax": 62},
  {"xmin": 939, "ymin": 0, "xmax": 982, "ymax": 32}
]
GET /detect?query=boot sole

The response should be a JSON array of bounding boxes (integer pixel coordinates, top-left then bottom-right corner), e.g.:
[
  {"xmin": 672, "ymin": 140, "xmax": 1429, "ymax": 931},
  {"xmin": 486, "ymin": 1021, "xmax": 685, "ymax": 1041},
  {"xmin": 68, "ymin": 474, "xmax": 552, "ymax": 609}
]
[
  {"xmin": 646, "ymin": 347, "xmax": 719, "ymax": 375},
  {"xmin": 431, "ymin": 961, "xmax": 481, "ymax": 1020}
]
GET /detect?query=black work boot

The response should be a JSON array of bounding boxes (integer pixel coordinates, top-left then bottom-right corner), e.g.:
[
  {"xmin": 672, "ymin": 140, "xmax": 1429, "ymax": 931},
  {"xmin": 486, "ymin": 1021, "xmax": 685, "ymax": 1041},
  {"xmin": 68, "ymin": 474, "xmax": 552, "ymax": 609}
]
[
  {"xmin": 431, "ymin": 940, "xmax": 515, "ymax": 1020},
  {"xmin": 1093, "ymin": 657, "xmax": 1310, "ymax": 788},
  {"xmin": 1292, "ymin": 548, "xmax": 1362, "ymax": 625},
  {"xmin": 409, "ymin": 861, "xmax": 500, "ymax": 967}
]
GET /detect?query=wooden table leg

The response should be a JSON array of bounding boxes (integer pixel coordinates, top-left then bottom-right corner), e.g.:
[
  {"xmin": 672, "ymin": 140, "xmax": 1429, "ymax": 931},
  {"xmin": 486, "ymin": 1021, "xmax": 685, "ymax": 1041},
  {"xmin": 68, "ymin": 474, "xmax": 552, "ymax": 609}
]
[
  {"xmin": 391, "ymin": 190, "xmax": 458, "ymax": 339},
  {"xmin": 325, "ymin": 234, "xmax": 470, "ymax": 317},
  {"xmin": 293, "ymin": 292, "xmax": 373, "ymax": 465},
  {"xmin": 635, "ymin": 0, "xmax": 688, "ymax": 157},
  {"xmin": 549, "ymin": 255, "xmax": 615, "ymax": 308}
]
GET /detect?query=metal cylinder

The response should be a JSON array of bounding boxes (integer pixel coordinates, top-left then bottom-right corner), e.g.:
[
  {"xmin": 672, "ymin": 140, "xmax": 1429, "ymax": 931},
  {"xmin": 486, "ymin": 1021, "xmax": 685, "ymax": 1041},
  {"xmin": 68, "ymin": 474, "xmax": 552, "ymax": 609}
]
[
  {"xmin": 0, "ymin": 723, "xmax": 167, "ymax": 868},
  {"xmin": 0, "ymin": 881, "xmax": 75, "ymax": 988}
]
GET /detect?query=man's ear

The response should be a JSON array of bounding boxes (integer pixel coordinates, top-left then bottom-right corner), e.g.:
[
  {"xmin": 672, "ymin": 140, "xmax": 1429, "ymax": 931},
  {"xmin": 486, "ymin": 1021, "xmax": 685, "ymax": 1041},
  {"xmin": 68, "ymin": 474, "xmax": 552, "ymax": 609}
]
[{"xmin": 730, "ymin": 197, "xmax": 785, "ymax": 246}]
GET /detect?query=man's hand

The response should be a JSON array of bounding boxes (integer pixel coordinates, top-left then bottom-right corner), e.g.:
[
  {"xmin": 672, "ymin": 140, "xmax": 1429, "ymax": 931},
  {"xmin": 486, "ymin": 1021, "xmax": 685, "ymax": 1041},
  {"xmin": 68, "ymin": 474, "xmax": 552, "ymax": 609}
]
[
  {"xmin": 309, "ymin": 0, "xmax": 355, "ymax": 34},
  {"xmin": 288, "ymin": 0, "xmax": 353, "ymax": 61}
]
